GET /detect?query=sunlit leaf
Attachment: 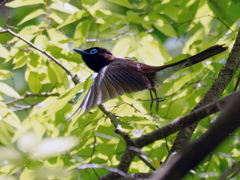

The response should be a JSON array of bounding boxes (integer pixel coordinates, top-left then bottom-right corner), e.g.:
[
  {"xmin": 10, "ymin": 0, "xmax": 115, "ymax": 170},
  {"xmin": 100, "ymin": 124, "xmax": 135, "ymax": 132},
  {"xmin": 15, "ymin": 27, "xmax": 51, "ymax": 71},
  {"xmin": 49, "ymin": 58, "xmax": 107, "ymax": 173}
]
[
  {"xmin": 0, "ymin": 82, "xmax": 20, "ymax": 98},
  {"xmin": 0, "ymin": 102, "xmax": 23, "ymax": 130},
  {"xmin": 138, "ymin": 34, "xmax": 171, "ymax": 65},
  {"xmin": 0, "ymin": 70, "xmax": 13, "ymax": 80},
  {"xmin": 18, "ymin": 9, "xmax": 45, "ymax": 25},
  {"xmin": 0, "ymin": 121, "xmax": 14, "ymax": 148},
  {"xmin": 0, "ymin": 0, "xmax": 238, "ymax": 179},
  {"xmin": 31, "ymin": 136, "xmax": 77, "ymax": 159},
  {"xmin": 31, "ymin": 117, "xmax": 46, "ymax": 140},
  {"xmin": 26, "ymin": 71, "xmax": 42, "ymax": 94},
  {"xmin": 49, "ymin": 2, "xmax": 79, "ymax": 14},
  {"xmin": 56, "ymin": 11, "xmax": 87, "ymax": 29},
  {"xmin": 74, "ymin": 20, "xmax": 92, "ymax": 47},
  {"xmin": 47, "ymin": 82, "xmax": 83, "ymax": 115},
  {"xmin": 13, "ymin": 51, "xmax": 29, "ymax": 69},
  {"xmin": 0, "ymin": 146, "xmax": 25, "ymax": 167},
  {"xmin": 154, "ymin": 17, "xmax": 178, "ymax": 38},
  {"xmin": 0, "ymin": 47, "xmax": 9, "ymax": 58},
  {"xmin": 108, "ymin": 0, "xmax": 133, "ymax": 8},
  {"xmin": 49, "ymin": 12, "xmax": 64, "ymax": 24},
  {"xmin": 112, "ymin": 38, "xmax": 132, "ymax": 57},
  {"xmin": 0, "ymin": 175, "xmax": 17, "ymax": 180},
  {"xmin": 34, "ymin": 35, "xmax": 48, "ymax": 49},
  {"xmin": 6, "ymin": 0, "xmax": 44, "ymax": 8}
]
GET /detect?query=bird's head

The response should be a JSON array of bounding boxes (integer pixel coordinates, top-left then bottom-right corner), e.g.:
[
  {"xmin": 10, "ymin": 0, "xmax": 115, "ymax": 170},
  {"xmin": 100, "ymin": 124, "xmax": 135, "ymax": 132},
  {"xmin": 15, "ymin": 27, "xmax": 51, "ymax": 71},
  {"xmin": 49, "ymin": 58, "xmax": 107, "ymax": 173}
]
[{"xmin": 74, "ymin": 47, "xmax": 114, "ymax": 72}]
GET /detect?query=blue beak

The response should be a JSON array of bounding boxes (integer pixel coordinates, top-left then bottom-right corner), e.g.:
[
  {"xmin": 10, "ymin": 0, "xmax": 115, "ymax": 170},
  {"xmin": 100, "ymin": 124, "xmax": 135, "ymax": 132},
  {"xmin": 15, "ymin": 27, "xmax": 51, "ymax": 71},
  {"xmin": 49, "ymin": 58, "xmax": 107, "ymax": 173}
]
[{"xmin": 73, "ymin": 49, "xmax": 89, "ymax": 55}]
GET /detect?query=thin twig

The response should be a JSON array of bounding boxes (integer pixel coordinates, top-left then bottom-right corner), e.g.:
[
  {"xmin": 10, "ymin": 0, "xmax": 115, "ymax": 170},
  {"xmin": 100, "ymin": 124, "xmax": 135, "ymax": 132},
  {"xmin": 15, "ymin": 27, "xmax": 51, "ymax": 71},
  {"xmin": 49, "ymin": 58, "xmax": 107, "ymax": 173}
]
[
  {"xmin": 89, "ymin": 136, "xmax": 100, "ymax": 179},
  {"xmin": 98, "ymin": 104, "xmax": 133, "ymax": 144},
  {"xmin": 111, "ymin": 102, "xmax": 141, "ymax": 114},
  {"xmin": 78, "ymin": 163, "xmax": 129, "ymax": 177},
  {"xmin": 5, "ymin": 92, "xmax": 60, "ymax": 105},
  {"xmin": 0, "ymin": 29, "xmax": 74, "ymax": 78},
  {"xmin": 86, "ymin": 25, "xmax": 140, "ymax": 42},
  {"xmin": 137, "ymin": 154, "xmax": 156, "ymax": 171}
]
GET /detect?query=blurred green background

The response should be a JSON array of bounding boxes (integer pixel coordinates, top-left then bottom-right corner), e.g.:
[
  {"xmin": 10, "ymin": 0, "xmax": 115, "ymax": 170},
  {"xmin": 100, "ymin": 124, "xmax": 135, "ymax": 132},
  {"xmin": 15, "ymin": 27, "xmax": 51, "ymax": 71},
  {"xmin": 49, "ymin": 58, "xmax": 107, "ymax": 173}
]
[{"xmin": 0, "ymin": 0, "xmax": 239, "ymax": 179}]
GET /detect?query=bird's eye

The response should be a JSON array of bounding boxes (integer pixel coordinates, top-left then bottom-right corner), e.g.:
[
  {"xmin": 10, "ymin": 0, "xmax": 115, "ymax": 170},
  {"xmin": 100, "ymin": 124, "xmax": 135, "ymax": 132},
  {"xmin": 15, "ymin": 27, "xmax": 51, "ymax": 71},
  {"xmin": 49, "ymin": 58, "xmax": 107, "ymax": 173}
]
[{"xmin": 89, "ymin": 48, "xmax": 98, "ymax": 54}]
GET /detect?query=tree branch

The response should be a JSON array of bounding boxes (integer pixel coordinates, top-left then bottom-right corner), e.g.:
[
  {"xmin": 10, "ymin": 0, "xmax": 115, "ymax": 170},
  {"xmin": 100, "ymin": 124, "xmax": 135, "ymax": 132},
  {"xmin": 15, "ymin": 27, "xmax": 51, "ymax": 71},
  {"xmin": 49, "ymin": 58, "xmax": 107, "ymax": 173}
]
[
  {"xmin": 119, "ymin": 173, "xmax": 153, "ymax": 180},
  {"xmin": 99, "ymin": 89, "xmax": 240, "ymax": 180},
  {"xmin": 169, "ymin": 28, "xmax": 240, "ymax": 154},
  {"xmin": 98, "ymin": 104, "xmax": 133, "ymax": 144},
  {"xmin": 151, "ymin": 88, "xmax": 240, "ymax": 180},
  {"xmin": 134, "ymin": 89, "xmax": 239, "ymax": 148}
]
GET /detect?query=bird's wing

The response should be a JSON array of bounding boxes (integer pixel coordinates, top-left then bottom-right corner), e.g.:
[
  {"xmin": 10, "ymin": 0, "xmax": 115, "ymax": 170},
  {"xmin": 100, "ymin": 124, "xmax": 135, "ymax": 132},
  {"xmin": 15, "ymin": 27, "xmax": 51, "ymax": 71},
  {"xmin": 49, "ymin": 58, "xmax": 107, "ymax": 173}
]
[{"xmin": 75, "ymin": 60, "xmax": 154, "ymax": 115}]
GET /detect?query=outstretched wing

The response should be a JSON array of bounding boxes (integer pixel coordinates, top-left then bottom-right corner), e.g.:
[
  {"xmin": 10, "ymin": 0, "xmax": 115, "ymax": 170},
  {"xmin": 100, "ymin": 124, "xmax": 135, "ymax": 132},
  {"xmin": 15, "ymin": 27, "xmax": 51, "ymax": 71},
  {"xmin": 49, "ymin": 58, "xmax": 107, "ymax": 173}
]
[{"xmin": 74, "ymin": 59, "xmax": 154, "ymax": 115}]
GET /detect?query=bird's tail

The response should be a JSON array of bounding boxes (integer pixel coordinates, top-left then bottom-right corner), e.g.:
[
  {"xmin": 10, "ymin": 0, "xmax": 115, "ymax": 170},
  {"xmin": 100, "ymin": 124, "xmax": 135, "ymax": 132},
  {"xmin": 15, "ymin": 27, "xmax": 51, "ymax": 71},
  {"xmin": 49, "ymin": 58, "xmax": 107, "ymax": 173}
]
[
  {"xmin": 153, "ymin": 44, "xmax": 227, "ymax": 85},
  {"xmin": 166, "ymin": 44, "xmax": 228, "ymax": 69}
]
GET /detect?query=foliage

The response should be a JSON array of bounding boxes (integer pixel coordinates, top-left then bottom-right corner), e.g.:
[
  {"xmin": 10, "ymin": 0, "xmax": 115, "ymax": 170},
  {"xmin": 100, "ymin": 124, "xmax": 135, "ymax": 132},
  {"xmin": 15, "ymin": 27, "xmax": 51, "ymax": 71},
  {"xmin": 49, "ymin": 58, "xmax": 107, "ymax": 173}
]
[{"xmin": 0, "ymin": 0, "xmax": 239, "ymax": 179}]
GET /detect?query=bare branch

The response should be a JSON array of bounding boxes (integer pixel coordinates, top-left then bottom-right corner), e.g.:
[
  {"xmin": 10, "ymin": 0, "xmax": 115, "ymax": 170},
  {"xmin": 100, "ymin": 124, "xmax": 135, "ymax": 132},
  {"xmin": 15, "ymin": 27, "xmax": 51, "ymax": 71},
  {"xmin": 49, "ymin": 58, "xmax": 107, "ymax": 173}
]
[
  {"xmin": 134, "ymin": 89, "xmax": 239, "ymax": 148},
  {"xmin": 119, "ymin": 173, "xmax": 153, "ymax": 180},
  {"xmin": 100, "ymin": 89, "xmax": 240, "ymax": 180},
  {"xmin": 98, "ymin": 104, "xmax": 133, "ymax": 144},
  {"xmin": 78, "ymin": 163, "xmax": 129, "ymax": 177},
  {"xmin": 136, "ymin": 154, "xmax": 156, "ymax": 171},
  {"xmin": 151, "ymin": 88, "xmax": 240, "ymax": 180},
  {"xmin": 170, "ymin": 28, "xmax": 240, "ymax": 154}
]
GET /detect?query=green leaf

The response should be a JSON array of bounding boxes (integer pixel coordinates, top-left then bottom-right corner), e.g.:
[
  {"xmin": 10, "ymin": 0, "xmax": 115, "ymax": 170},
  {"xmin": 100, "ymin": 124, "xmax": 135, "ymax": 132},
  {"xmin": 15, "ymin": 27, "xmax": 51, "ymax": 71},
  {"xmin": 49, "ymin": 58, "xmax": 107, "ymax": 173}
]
[
  {"xmin": 49, "ymin": 12, "xmax": 64, "ymax": 24},
  {"xmin": 0, "ymin": 121, "xmax": 14, "ymax": 148},
  {"xmin": 0, "ymin": 146, "xmax": 25, "ymax": 167},
  {"xmin": 108, "ymin": 0, "xmax": 133, "ymax": 8},
  {"xmin": 154, "ymin": 17, "xmax": 178, "ymax": 38},
  {"xmin": 30, "ymin": 136, "xmax": 77, "ymax": 159},
  {"xmin": 49, "ymin": 2, "xmax": 79, "ymax": 14},
  {"xmin": 18, "ymin": 9, "xmax": 45, "ymax": 25},
  {"xmin": 59, "ymin": 0, "xmax": 69, "ymax": 3},
  {"xmin": 9, "ymin": 26, "xmax": 39, "ymax": 48},
  {"xmin": 34, "ymin": 35, "xmax": 48, "ymax": 49},
  {"xmin": 47, "ymin": 62, "xmax": 69, "ymax": 88},
  {"xmin": 6, "ymin": 0, "xmax": 44, "ymax": 8},
  {"xmin": 31, "ymin": 116, "xmax": 46, "ymax": 140},
  {"xmin": 112, "ymin": 38, "xmax": 132, "ymax": 57},
  {"xmin": 56, "ymin": 11, "xmax": 87, "ymax": 29},
  {"xmin": 47, "ymin": 82, "xmax": 84, "ymax": 115},
  {"xmin": 18, "ymin": 25, "xmax": 39, "ymax": 35},
  {"xmin": 97, "ymin": 137, "xmax": 120, "ymax": 160},
  {"xmin": 19, "ymin": 161, "xmax": 41, "ymax": 180},
  {"xmin": 74, "ymin": 20, "xmax": 92, "ymax": 47},
  {"xmin": 0, "ymin": 102, "xmax": 23, "ymax": 130},
  {"xmin": 26, "ymin": 71, "xmax": 42, "ymax": 94},
  {"xmin": 13, "ymin": 51, "xmax": 29, "ymax": 69},
  {"xmin": 47, "ymin": 28, "xmax": 68, "ymax": 43},
  {"xmin": 0, "ymin": 175, "xmax": 17, "ymax": 180},
  {"xmin": 138, "ymin": 34, "xmax": 171, "ymax": 65},
  {"xmin": 0, "ymin": 82, "xmax": 20, "ymax": 98},
  {"xmin": 0, "ymin": 70, "xmax": 13, "ymax": 80},
  {"xmin": 0, "ymin": 47, "xmax": 9, "ymax": 58},
  {"xmin": 20, "ymin": 160, "xmax": 76, "ymax": 179},
  {"xmin": 48, "ymin": 63, "xmax": 59, "ymax": 86}
]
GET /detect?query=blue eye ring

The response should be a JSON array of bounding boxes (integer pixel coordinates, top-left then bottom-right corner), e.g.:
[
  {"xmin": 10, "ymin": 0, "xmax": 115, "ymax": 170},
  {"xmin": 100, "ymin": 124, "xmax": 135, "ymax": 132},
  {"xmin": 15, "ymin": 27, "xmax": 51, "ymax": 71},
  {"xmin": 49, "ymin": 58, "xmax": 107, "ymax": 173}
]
[{"xmin": 89, "ymin": 48, "xmax": 98, "ymax": 54}]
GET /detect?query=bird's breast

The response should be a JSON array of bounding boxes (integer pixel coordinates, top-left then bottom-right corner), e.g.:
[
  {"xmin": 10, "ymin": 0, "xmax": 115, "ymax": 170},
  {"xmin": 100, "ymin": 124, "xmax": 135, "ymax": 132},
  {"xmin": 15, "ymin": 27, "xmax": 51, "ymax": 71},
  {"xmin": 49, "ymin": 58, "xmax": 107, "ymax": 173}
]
[{"xmin": 84, "ymin": 58, "xmax": 110, "ymax": 72}]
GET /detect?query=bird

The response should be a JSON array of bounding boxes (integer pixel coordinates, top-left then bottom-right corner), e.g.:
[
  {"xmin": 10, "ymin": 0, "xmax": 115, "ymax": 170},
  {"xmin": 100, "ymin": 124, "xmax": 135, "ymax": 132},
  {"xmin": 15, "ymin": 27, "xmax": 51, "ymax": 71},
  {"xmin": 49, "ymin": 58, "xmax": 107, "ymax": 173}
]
[{"xmin": 72, "ymin": 45, "xmax": 227, "ymax": 116}]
